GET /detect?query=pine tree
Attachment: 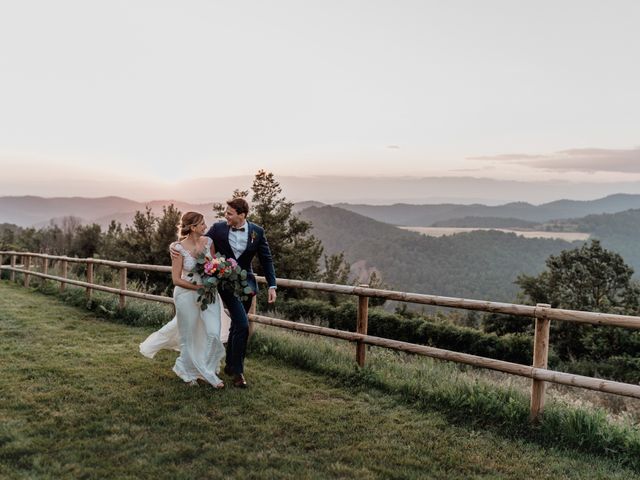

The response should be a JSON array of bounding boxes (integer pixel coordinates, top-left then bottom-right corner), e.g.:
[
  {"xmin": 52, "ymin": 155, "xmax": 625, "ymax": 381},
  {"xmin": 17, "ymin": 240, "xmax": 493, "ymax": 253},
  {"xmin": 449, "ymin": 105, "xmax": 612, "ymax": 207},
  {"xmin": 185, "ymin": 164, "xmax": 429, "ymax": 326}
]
[
  {"xmin": 120, "ymin": 207, "xmax": 159, "ymax": 290},
  {"xmin": 153, "ymin": 204, "xmax": 182, "ymax": 265},
  {"xmin": 70, "ymin": 224, "xmax": 102, "ymax": 258},
  {"xmin": 320, "ymin": 252, "xmax": 351, "ymax": 305},
  {"xmin": 247, "ymin": 170, "xmax": 323, "ymax": 289},
  {"xmin": 366, "ymin": 270, "xmax": 388, "ymax": 307}
]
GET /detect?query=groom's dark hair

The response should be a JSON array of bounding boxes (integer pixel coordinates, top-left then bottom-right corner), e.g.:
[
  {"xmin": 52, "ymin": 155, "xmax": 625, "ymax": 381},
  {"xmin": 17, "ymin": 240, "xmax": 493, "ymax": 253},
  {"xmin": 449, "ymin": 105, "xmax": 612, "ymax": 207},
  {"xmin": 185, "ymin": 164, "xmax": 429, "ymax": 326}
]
[{"xmin": 227, "ymin": 197, "xmax": 249, "ymax": 216}]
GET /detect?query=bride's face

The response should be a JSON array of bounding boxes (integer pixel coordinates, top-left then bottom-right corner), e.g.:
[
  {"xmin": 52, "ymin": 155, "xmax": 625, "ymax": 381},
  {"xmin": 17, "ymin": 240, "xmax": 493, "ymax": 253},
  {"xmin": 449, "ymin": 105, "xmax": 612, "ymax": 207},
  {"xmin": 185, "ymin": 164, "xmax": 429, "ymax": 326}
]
[{"xmin": 192, "ymin": 219, "xmax": 206, "ymax": 235}]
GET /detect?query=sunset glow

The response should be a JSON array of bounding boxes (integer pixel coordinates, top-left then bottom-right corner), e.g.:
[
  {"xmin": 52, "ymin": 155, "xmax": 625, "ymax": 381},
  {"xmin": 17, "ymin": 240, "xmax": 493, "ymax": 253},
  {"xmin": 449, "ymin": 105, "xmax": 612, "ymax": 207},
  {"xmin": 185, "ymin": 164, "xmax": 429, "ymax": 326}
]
[{"xmin": 1, "ymin": 1, "xmax": 639, "ymax": 200}]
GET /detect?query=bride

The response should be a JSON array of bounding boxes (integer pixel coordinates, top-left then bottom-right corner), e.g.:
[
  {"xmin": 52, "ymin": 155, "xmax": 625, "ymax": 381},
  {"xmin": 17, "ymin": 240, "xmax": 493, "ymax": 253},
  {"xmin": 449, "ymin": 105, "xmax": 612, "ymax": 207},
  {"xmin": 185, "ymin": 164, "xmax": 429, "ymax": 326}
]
[{"xmin": 140, "ymin": 211, "xmax": 229, "ymax": 389}]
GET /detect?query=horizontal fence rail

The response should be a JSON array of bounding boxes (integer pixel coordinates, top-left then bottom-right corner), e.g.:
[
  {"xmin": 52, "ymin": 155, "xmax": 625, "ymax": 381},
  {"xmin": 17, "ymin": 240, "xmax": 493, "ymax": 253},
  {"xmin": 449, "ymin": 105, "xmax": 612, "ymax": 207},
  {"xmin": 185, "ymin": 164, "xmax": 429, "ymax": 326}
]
[
  {"xmin": 2, "ymin": 250, "xmax": 640, "ymax": 421},
  {"xmin": 249, "ymin": 314, "xmax": 640, "ymax": 399},
  {"xmin": 257, "ymin": 277, "xmax": 640, "ymax": 329},
  {"xmin": 1, "ymin": 269, "xmax": 173, "ymax": 304}
]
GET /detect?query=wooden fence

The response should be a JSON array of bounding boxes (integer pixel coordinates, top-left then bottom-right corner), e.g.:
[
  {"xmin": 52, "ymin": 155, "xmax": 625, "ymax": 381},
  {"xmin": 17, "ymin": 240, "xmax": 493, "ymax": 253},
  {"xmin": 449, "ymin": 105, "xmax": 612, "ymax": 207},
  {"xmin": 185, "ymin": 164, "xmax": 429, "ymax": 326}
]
[{"xmin": 2, "ymin": 250, "xmax": 640, "ymax": 422}]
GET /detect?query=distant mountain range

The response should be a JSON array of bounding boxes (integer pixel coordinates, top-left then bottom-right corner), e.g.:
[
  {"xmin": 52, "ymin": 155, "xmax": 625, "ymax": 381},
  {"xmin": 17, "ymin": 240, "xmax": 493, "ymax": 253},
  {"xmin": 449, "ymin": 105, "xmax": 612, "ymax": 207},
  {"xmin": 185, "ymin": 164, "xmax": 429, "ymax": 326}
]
[
  {"xmin": 335, "ymin": 194, "xmax": 640, "ymax": 226},
  {"xmin": 4, "ymin": 193, "xmax": 640, "ymax": 229},
  {"xmin": 6, "ymin": 175, "xmax": 640, "ymax": 205},
  {"xmin": 0, "ymin": 196, "xmax": 219, "ymax": 227}
]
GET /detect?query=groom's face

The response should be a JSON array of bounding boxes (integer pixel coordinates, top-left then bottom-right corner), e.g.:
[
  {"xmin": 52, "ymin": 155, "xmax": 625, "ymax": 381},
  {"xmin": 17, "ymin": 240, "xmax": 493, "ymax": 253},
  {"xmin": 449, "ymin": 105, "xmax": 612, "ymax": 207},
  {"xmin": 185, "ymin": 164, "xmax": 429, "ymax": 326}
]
[{"xmin": 224, "ymin": 206, "xmax": 246, "ymax": 227}]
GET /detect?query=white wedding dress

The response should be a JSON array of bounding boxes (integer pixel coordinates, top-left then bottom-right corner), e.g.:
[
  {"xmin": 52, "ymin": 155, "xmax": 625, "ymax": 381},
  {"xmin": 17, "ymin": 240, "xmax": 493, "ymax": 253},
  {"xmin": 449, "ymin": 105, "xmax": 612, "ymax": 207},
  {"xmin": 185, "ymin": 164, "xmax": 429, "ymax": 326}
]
[{"xmin": 139, "ymin": 237, "xmax": 230, "ymax": 386}]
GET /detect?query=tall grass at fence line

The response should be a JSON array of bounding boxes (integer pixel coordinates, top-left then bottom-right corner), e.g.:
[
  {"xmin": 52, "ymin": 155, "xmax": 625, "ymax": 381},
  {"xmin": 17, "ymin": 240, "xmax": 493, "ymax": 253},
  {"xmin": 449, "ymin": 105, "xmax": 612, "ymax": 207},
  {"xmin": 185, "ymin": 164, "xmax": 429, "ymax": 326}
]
[
  {"xmin": 34, "ymin": 279, "xmax": 173, "ymax": 328},
  {"xmin": 248, "ymin": 326, "xmax": 640, "ymax": 471}
]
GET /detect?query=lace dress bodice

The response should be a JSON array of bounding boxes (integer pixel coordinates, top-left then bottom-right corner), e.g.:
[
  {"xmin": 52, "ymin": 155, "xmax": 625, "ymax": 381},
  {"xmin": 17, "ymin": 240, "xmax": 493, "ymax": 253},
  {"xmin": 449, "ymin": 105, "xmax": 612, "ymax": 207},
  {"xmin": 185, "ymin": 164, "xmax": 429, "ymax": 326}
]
[{"xmin": 174, "ymin": 237, "xmax": 212, "ymax": 280}]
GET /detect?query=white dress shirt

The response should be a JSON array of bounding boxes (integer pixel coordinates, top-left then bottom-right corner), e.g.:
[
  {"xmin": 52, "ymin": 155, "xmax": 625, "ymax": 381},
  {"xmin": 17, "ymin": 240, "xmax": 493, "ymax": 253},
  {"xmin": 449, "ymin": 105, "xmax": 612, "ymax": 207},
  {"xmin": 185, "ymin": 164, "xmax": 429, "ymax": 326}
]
[{"xmin": 228, "ymin": 222, "xmax": 249, "ymax": 259}]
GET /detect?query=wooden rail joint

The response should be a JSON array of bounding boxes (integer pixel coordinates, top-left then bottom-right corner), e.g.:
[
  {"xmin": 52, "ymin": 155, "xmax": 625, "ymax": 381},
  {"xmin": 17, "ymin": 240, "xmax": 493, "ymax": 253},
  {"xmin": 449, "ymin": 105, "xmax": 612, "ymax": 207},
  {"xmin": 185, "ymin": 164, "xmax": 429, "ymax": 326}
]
[{"xmin": 534, "ymin": 303, "xmax": 551, "ymax": 321}]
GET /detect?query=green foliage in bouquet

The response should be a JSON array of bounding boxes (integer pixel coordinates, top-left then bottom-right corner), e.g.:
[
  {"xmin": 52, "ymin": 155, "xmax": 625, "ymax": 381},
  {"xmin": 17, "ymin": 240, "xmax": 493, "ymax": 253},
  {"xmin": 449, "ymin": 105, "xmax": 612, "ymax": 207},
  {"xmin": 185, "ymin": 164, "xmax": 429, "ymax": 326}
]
[{"xmin": 188, "ymin": 252, "xmax": 253, "ymax": 310}]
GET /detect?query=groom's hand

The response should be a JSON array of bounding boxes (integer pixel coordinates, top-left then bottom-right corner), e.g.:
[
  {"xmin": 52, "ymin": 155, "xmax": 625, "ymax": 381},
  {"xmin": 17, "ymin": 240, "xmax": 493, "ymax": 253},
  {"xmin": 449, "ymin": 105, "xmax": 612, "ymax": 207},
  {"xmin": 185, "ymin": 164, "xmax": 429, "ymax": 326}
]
[
  {"xmin": 169, "ymin": 242, "xmax": 180, "ymax": 260},
  {"xmin": 268, "ymin": 288, "xmax": 277, "ymax": 304}
]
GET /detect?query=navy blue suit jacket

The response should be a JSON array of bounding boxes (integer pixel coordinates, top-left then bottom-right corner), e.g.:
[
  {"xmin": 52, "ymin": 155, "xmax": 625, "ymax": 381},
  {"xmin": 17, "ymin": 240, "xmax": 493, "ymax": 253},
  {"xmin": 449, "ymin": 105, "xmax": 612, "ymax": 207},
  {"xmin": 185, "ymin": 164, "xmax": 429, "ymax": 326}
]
[{"xmin": 205, "ymin": 221, "xmax": 276, "ymax": 294}]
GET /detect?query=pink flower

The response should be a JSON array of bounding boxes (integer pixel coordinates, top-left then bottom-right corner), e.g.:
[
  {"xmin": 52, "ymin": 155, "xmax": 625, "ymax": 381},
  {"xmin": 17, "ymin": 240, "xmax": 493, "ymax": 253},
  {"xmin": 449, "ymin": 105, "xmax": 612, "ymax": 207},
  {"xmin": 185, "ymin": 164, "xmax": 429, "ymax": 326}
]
[
  {"xmin": 229, "ymin": 258, "xmax": 238, "ymax": 268},
  {"xmin": 204, "ymin": 261, "xmax": 217, "ymax": 275}
]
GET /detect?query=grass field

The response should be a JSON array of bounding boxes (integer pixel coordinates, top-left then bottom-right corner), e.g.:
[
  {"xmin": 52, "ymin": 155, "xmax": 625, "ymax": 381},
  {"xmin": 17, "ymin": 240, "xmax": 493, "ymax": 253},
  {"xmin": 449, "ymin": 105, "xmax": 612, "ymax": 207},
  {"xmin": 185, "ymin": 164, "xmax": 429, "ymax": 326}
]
[{"xmin": 1, "ymin": 281, "xmax": 639, "ymax": 479}]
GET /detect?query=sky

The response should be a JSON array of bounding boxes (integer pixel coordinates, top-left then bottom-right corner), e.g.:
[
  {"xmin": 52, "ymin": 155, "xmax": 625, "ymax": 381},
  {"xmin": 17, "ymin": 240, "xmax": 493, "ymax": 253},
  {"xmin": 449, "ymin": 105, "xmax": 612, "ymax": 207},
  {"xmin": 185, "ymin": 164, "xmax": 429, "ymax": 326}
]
[{"xmin": 1, "ymin": 0, "xmax": 639, "ymax": 200}]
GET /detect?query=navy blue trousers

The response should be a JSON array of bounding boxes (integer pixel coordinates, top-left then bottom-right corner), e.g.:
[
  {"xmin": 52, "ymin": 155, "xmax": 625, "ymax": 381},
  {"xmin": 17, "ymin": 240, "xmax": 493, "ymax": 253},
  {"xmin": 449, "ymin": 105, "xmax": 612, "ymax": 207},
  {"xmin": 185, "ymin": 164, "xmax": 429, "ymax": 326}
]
[{"xmin": 218, "ymin": 288, "xmax": 252, "ymax": 375}]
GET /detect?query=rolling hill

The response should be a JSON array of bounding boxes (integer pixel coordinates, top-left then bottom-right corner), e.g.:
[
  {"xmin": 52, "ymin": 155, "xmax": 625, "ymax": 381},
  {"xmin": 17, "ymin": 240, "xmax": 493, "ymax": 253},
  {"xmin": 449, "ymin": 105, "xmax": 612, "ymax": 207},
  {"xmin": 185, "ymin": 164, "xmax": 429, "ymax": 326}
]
[
  {"xmin": 548, "ymin": 208, "xmax": 640, "ymax": 274},
  {"xmin": 300, "ymin": 206, "xmax": 577, "ymax": 302}
]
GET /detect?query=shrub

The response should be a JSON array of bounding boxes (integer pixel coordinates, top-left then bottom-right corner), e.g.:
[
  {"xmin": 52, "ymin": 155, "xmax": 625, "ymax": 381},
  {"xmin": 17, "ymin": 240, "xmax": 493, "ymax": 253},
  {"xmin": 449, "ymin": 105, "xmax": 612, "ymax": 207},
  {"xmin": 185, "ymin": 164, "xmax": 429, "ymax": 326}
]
[{"xmin": 275, "ymin": 298, "xmax": 534, "ymax": 364}]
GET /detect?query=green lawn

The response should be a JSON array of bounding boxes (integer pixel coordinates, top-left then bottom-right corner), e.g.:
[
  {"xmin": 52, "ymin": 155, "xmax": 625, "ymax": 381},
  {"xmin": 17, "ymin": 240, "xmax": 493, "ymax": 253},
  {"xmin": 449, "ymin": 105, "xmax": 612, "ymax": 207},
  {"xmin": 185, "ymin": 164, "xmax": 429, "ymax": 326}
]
[{"xmin": 1, "ymin": 281, "xmax": 638, "ymax": 479}]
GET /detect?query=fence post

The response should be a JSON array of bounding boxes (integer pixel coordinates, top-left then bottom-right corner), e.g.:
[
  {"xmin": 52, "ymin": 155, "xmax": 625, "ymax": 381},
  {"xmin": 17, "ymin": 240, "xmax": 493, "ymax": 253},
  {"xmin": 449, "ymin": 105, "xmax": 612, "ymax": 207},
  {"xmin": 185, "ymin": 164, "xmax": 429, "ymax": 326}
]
[
  {"xmin": 10, "ymin": 255, "xmax": 16, "ymax": 282},
  {"xmin": 119, "ymin": 262, "xmax": 127, "ymax": 309},
  {"xmin": 530, "ymin": 303, "xmax": 551, "ymax": 422},
  {"xmin": 356, "ymin": 284, "xmax": 370, "ymax": 367},
  {"xmin": 60, "ymin": 258, "xmax": 68, "ymax": 292},
  {"xmin": 86, "ymin": 260, "xmax": 94, "ymax": 300},
  {"xmin": 24, "ymin": 255, "xmax": 31, "ymax": 287},
  {"xmin": 39, "ymin": 256, "xmax": 48, "ymax": 289},
  {"xmin": 248, "ymin": 295, "xmax": 257, "ymax": 338}
]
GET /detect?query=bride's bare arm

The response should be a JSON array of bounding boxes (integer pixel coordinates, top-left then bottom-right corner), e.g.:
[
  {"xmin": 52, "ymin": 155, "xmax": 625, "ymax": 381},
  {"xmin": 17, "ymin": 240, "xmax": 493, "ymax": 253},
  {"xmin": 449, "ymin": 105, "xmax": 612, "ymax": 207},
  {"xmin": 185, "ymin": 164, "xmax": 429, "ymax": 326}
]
[{"xmin": 171, "ymin": 254, "xmax": 200, "ymax": 290}]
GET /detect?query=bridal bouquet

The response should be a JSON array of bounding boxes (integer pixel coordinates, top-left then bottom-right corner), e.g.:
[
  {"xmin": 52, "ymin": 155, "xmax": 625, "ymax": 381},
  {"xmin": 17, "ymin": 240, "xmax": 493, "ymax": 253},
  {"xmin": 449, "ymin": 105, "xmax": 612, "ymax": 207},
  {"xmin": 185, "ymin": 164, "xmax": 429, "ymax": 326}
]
[{"xmin": 188, "ymin": 252, "xmax": 253, "ymax": 310}]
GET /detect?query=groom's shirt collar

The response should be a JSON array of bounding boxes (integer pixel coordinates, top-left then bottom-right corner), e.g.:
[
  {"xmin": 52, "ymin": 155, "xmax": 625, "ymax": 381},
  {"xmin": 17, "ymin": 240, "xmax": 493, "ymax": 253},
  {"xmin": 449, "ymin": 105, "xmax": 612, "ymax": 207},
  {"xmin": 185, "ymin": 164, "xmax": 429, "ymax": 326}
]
[{"xmin": 228, "ymin": 221, "xmax": 249, "ymax": 258}]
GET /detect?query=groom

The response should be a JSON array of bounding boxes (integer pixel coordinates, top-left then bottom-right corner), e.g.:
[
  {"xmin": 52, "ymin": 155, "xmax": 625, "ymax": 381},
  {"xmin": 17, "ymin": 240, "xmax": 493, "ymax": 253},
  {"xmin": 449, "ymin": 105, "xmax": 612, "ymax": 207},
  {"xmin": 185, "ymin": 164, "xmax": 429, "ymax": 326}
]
[{"xmin": 206, "ymin": 197, "xmax": 277, "ymax": 388}]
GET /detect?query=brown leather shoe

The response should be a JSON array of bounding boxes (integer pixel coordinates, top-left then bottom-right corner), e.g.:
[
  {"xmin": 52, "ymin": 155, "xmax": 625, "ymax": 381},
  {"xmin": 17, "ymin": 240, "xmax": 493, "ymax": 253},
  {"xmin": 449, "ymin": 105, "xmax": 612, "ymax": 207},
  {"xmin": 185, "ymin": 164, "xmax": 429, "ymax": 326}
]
[{"xmin": 233, "ymin": 374, "xmax": 248, "ymax": 388}]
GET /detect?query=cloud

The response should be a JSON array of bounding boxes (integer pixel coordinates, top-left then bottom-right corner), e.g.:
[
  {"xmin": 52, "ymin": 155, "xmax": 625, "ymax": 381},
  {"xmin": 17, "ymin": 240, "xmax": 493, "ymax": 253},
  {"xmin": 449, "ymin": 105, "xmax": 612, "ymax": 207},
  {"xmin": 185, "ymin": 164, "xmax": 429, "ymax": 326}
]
[
  {"xmin": 468, "ymin": 147, "xmax": 640, "ymax": 173},
  {"xmin": 468, "ymin": 153, "xmax": 545, "ymax": 161}
]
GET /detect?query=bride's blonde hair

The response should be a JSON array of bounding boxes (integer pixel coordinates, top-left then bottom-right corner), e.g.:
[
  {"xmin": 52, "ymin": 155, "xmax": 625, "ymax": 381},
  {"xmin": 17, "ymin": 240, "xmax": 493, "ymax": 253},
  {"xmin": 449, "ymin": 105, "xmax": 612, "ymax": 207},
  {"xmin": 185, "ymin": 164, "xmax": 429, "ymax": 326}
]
[{"xmin": 177, "ymin": 212, "xmax": 204, "ymax": 241}]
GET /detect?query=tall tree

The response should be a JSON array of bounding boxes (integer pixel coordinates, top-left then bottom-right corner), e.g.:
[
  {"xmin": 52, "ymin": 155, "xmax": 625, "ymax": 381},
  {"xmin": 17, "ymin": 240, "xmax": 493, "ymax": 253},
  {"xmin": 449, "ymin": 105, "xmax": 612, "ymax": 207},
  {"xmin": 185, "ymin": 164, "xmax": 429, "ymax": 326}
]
[
  {"xmin": 153, "ymin": 204, "xmax": 182, "ymax": 265},
  {"xmin": 516, "ymin": 240, "xmax": 639, "ymax": 313},
  {"xmin": 39, "ymin": 224, "xmax": 65, "ymax": 254},
  {"xmin": 366, "ymin": 270, "xmax": 388, "ymax": 307},
  {"xmin": 70, "ymin": 224, "xmax": 102, "ymax": 258},
  {"xmin": 0, "ymin": 224, "xmax": 19, "ymax": 252},
  {"xmin": 99, "ymin": 220, "xmax": 127, "ymax": 261},
  {"xmin": 122, "ymin": 207, "xmax": 157, "ymax": 263},
  {"xmin": 247, "ymin": 170, "xmax": 323, "ymax": 288},
  {"xmin": 516, "ymin": 239, "xmax": 640, "ymax": 359},
  {"xmin": 120, "ymin": 207, "xmax": 159, "ymax": 290},
  {"xmin": 60, "ymin": 216, "xmax": 82, "ymax": 252},
  {"xmin": 319, "ymin": 252, "xmax": 351, "ymax": 305}
]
